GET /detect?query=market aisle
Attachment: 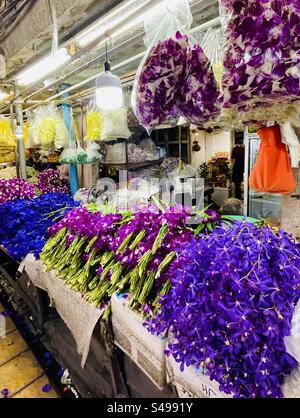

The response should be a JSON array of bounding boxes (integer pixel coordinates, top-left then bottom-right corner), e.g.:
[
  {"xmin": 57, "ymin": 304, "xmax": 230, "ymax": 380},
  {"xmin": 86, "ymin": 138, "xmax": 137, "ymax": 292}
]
[{"xmin": 0, "ymin": 303, "xmax": 58, "ymax": 398}]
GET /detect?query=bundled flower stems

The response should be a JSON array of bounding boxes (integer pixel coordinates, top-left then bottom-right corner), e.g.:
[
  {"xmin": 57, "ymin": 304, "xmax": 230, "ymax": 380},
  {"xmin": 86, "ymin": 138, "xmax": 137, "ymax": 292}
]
[
  {"xmin": 40, "ymin": 206, "xmax": 220, "ymax": 319},
  {"xmin": 132, "ymin": 31, "xmax": 222, "ymax": 131}
]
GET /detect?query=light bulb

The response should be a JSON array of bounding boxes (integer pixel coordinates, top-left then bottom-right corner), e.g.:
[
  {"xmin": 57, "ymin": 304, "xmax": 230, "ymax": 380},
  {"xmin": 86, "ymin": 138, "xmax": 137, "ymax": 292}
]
[
  {"xmin": 96, "ymin": 86, "xmax": 123, "ymax": 110},
  {"xmin": 95, "ymin": 67, "xmax": 123, "ymax": 110}
]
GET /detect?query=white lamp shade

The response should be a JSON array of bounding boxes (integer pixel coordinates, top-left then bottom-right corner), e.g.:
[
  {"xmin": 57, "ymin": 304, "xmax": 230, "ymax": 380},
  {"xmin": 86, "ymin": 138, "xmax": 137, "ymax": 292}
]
[{"xmin": 96, "ymin": 70, "xmax": 123, "ymax": 110}]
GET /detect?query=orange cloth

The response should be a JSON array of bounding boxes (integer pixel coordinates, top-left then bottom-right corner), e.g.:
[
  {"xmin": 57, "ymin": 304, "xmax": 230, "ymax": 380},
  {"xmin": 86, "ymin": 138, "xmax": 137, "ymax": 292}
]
[{"xmin": 249, "ymin": 125, "xmax": 295, "ymax": 194}]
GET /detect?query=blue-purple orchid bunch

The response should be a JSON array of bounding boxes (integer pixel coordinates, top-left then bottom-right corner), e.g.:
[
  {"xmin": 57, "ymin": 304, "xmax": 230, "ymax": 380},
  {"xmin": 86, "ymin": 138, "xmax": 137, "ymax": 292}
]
[
  {"xmin": 145, "ymin": 221, "xmax": 300, "ymax": 398},
  {"xmin": 0, "ymin": 193, "xmax": 79, "ymax": 261}
]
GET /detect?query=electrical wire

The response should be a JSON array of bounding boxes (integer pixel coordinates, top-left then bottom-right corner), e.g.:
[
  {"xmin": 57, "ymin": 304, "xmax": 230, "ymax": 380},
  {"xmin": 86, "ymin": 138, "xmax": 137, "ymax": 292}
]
[{"xmin": 0, "ymin": 0, "xmax": 32, "ymax": 40}]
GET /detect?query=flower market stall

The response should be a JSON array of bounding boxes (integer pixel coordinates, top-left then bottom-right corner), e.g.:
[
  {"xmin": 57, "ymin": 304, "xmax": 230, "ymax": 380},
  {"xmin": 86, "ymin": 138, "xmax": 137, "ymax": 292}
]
[{"xmin": 0, "ymin": 0, "xmax": 300, "ymax": 401}]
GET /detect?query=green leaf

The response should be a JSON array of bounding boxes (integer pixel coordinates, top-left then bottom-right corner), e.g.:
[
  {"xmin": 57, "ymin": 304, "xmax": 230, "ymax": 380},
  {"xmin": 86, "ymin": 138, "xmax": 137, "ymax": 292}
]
[
  {"xmin": 207, "ymin": 223, "xmax": 214, "ymax": 232},
  {"xmin": 194, "ymin": 223, "xmax": 205, "ymax": 235}
]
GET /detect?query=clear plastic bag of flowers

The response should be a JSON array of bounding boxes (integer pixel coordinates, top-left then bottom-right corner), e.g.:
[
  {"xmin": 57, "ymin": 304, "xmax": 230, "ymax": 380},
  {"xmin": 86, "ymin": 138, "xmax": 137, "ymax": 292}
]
[
  {"xmin": 86, "ymin": 141, "xmax": 101, "ymax": 163},
  {"xmin": 38, "ymin": 103, "xmax": 57, "ymax": 147},
  {"xmin": 54, "ymin": 110, "xmax": 69, "ymax": 149},
  {"xmin": 200, "ymin": 27, "xmax": 225, "ymax": 87},
  {"xmin": 26, "ymin": 109, "xmax": 40, "ymax": 147},
  {"xmin": 85, "ymin": 103, "xmax": 102, "ymax": 141},
  {"xmin": 100, "ymin": 108, "xmax": 131, "ymax": 141},
  {"xmin": 75, "ymin": 143, "xmax": 88, "ymax": 164},
  {"xmin": 0, "ymin": 116, "xmax": 16, "ymax": 147},
  {"xmin": 175, "ymin": 33, "xmax": 222, "ymax": 128},
  {"xmin": 219, "ymin": 0, "xmax": 300, "ymax": 125},
  {"xmin": 131, "ymin": 0, "xmax": 192, "ymax": 133},
  {"xmin": 59, "ymin": 143, "xmax": 77, "ymax": 164}
]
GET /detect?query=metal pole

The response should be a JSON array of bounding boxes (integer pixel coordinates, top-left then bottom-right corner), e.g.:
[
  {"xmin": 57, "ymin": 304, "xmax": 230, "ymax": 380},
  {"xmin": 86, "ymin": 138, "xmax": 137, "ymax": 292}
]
[
  {"xmin": 179, "ymin": 125, "xmax": 183, "ymax": 173},
  {"xmin": 58, "ymin": 83, "xmax": 78, "ymax": 196},
  {"xmin": 14, "ymin": 86, "xmax": 27, "ymax": 179},
  {"xmin": 9, "ymin": 102, "xmax": 20, "ymax": 177}
]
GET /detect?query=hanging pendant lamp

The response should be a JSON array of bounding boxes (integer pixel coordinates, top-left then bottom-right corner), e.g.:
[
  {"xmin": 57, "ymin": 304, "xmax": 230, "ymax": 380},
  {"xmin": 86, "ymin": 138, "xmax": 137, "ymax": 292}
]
[{"xmin": 95, "ymin": 42, "xmax": 123, "ymax": 110}]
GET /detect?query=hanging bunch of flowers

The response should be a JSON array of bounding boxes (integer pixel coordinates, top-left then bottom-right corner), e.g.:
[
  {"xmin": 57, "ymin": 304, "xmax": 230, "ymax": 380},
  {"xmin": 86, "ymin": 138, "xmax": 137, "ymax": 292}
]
[
  {"xmin": 145, "ymin": 222, "xmax": 300, "ymax": 398},
  {"xmin": 220, "ymin": 0, "xmax": 300, "ymax": 126},
  {"xmin": 132, "ymin": 32, "xmax": 189, "ymax": 132},
  {"xmin": 176, "ymin": 42, "xmax": 221, "ymax": 127}
]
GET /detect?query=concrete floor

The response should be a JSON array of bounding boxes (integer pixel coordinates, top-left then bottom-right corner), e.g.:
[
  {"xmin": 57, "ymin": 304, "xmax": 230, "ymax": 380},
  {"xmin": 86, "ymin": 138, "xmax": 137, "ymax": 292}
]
[{"xmin": 0, "ymin": 303, "xmax": 58, "ymax": 398}]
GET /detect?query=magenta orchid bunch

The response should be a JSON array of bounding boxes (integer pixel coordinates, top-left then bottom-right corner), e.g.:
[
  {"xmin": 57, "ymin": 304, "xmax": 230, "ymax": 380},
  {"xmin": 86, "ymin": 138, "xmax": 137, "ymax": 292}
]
[
  {"xmin": 37, "ymin": 169, "xmax": 69, "ymax": 194},
  {"xmin": 0, "ymin": 178, "xmax": 36, "ymax": 204}
]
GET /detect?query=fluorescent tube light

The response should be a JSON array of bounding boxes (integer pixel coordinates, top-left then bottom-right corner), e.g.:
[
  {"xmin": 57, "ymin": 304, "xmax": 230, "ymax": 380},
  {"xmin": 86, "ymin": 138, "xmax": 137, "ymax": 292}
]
[
  {"xmin": 76, "ymin": 0, "xmax": 165, "ymax": 47},
  {"xmin": 0, "ymin": 91, "xmax": 9, "ymax": 102},
  {"xmin": 15, "ymin": 48, "xmax": 70, "ymax": 86},
  {"xmin": 76, "ymin": 0, "xmax": 142, "ymax": 47}
]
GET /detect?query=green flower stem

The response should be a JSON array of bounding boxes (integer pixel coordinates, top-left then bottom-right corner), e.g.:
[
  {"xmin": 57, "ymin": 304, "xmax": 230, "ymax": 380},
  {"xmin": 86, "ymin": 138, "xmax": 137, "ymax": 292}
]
[
  {"xmin": 88, "ymin": 275, "xmax": 99, "ymax": 291},
  {"xmin": 129, "ymin": 230, "xmax": 146, "ymax": 250},
  {"xmin": 152, "ymin": 225, "xmax": 169, "ymax": 254},
  {"xmin": 116, "ymin": 232, "xmax": 134, "ymax": 254},
  {"xmin": 102, "ymin": 304, "xmax": 111, "ymax": 321},
  {"xmin": 116, "ymin": 271, "xmax": 131, "ymax": 292},
  {"xmin": 109, "ymin": 262, "xmax": 123, "ymax": 287},
  {"xmin": 91, "ymin": 255, "xmax": 103, "ymax": 267},
  {"xmin": 155, "ymin": 251, "xmax": 176, "ymax": 279},
  {"xmin": 137, "ymin": 250, "xmax": 152, "ymax": 279},
  {"xmin": 85, "ymin": 236, "xmax": 98, "ymax": 253},
  {"xmin": 138, "ymin": 271, "xmax": 156, "ymax": 304},
  {"xmin": 129, "ymin": 278, "xmax": 144, "ymax": 307}
]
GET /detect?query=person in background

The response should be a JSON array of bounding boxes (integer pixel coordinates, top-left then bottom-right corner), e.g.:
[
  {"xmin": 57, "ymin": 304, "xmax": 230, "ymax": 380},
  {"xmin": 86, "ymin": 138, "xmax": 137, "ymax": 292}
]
[
  {"xmin": 231, "ymin": 136, "xmax": 245, "ymax": 200},
  {"xmin": 220, "ymin": 198, "xmax": 244, "ymax": 216}
]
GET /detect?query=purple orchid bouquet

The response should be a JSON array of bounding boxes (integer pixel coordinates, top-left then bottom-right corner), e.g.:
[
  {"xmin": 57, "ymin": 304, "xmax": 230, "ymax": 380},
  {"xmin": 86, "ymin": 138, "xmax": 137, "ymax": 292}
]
[
  {"xmin": 132, "ymin": 31, "xmax": 188, "ymax": 132},
  {"xmin": 0, "ymin": 178, "xmax": 36, "ymax": 204},
  {"xmin": 220, "ymin": 0, "xmax": 300, "ymax": 125},
  {"xmin": 145, "ymin": 221, "xmax": 300, "ymax": 398},
  {"xmin": 176, "ymin": 43, "xmax": 221, "ymax": 127},
  {"xmin": 42, "ymin": 204, "xmax": 221, "ymax": 316},
  {"xmin": 132, "ymin": 30, "xmax": 222, "ymax": 130},
  {"xmin": 37, "ymin": 169, "xmax": 69, "ymax": 194}
]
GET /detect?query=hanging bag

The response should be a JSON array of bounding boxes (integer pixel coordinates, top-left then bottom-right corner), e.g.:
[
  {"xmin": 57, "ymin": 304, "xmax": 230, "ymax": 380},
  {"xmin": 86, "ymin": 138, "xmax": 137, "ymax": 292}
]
[
  {"xmin": 219, "ymin": 0, "xmax": 300, "ymax": 127},
  {"xmin": 131, "ymin": 0, "xmax": 192, "ymax": 133},
  {"xmin": 249, "ymin": 125, "xmax": 296, "ymax": 194},
  {"xmin": 175, "ymin": 33, "xmax": 221, "ymax": 128}
]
